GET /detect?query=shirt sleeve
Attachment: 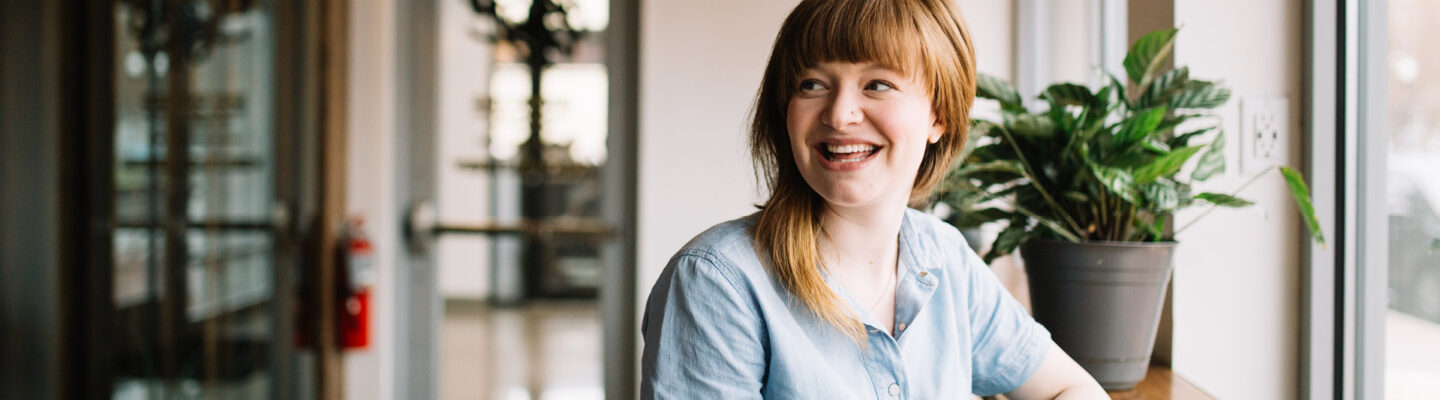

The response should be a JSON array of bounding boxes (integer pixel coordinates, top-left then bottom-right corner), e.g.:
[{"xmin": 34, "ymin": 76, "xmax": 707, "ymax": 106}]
[
  {"xmin": 962, "ymin": 244, "xmax": 1052, "ymax": 396},
  {"xmin": 640, "ymin": 251, "xmax": 767, "ymax": 399}
]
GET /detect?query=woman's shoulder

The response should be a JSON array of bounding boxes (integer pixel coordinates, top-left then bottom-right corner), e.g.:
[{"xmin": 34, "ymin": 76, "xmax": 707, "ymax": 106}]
[
  {"xmin": 676, "ymin": 212, "xmax": 760, "ymax": 256},
  {"xmin": 667, "ymin": 212, "xmax": 766, "ymax": 279},
  {"xmin": 647, "ymin": 213, "xmax": 773, "ymax": 311}
]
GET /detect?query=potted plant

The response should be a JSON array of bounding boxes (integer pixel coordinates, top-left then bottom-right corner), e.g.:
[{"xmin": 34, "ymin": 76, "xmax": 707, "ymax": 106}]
[{"xmin": 933, "ymin": 28, "xmax": 1325, "ymax": 390}]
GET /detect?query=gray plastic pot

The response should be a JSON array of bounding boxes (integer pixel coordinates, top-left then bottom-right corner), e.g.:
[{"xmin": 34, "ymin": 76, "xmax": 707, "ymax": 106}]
[{"xmin": 1020, "ymin": 239, "xmax": 1177, "ymax": 391}]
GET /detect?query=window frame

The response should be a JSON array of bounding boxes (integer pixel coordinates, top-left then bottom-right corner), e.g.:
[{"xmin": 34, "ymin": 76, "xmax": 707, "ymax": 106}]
[{"xmin": 1302, "ymin": 0, "xmax": 1388, "ymax": 399}]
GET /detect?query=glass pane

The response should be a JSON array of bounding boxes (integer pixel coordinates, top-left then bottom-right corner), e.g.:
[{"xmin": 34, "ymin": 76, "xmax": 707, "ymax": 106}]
[
  {"xmin": 111, "ymin": 1, "xmax": 285, "ymax": 398},
  {"xmin": 437, "ymin": 0, "xmax": 610, "ymax": 398},
  {"xmin": 1385, "ymin": 0, "xmax": 1440, "ymax": 397}
]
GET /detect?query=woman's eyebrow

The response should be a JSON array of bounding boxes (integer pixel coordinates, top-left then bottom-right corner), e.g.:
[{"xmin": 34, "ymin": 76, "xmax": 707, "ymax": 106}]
[
  {"xmin": 801, "ymin": 62, "xmax": 903, "ymax": 76},
  {"xmin": 860, "ymin": 63, "xmax": 894, "ymax": 72}
]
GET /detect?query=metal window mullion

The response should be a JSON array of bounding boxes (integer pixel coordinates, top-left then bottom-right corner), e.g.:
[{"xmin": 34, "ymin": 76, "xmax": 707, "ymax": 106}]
[
  {"xmin": 1099, "ymin": 0, "xmax": 1128, "ymax": 85},
  {"xmin": 1015, "ymin": 0, "xmax": 1050, "ymax": 105},
  {"xmin": 1301, "ymin": 0, "xmax": 1341, "ymax": 398},
  {"xmin": 1356, "ymin": 0, "xmax": 1389, "ymax": 399},
  {"xmin": 1339, "ymin": 0, "xmax": 1362, "ymax": 398}
]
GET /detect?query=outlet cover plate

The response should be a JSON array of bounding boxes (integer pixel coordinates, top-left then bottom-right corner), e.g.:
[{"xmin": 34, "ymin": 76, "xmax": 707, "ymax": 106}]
[{"xmin": 1240, "ymin": 96, "xmax": 1289, "ymax": 174}]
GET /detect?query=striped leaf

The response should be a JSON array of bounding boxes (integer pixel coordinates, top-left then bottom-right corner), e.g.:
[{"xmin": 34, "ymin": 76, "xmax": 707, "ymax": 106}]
[
  {"xmin": 1191, "ymin": 130, "xmax": 1226, "ymax": 181},
  {"xmin": 1089, "ymin": 163, "xmax": 1140, "ymax": 203},
  {"xmin": 1134, "ymin": 145, "xmax": 1203, "ymax": 184},
  {"xmin": 1112, "ymin": 107, "xmax": 1168, "ymax": 153},
  {"xmin": 1139, "ymin": 67, "xmax": 1190, "ymax": 109},
  {"xmin": 1123, "ymin": 28, "xmax": 1179, "ymax": 92},
  {"xmin": 1141, "ymin": 181, "xmax": 1181, "ymax": 211},
  {"xmin": 1169, "ymin": 80, "xmax": 1232, "ymax": 109},
  {"xmin": 1194, "ymin": 192, "xmax": 1254, "ymax": 207}
]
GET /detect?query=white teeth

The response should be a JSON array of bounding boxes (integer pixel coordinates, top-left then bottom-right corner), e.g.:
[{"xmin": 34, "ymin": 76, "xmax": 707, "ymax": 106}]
[{"xmin": 825, "ymin": 144, "xmax": 877, "ymax": 154}]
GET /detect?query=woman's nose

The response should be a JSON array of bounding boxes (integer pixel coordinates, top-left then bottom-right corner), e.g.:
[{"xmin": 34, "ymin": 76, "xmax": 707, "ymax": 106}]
[{"xmin": 822, "ymin": 91, "xmax": 863, "ymax": 129}]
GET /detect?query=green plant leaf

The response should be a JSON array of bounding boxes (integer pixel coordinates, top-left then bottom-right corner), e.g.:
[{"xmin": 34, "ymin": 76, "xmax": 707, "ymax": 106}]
[
  {"xmin": 1007, "ymin": 114, "xmax": 1057, "ymax": 140},
  {"xmin": 1134, "ymin": 145, "xmax": 1204, "ymax": 184},
  {"xmin": 1095, "ymin": 84, "xmax": 1115, "ymax": 113},
  {"xmin": 1112, "ymin": 151, "xmax": 1157, "ymax": 169},
  {"xmin": 1165, "ymin": 123, "xmax": 1210, "ymax": 149},
  {"xmin": 953, "ymin": 159, "xmax": 1025, "ymax": 177},
  {"xmin": 1142, "ymin": 139, "xmax": 1172, "ymax": 154},
  {"xmin": 1113, "ymin": 107, "xmax": 1168, "ymax": 154},
  {"xmin": 985, "ymin": 220, "xmax": 1032, "ymax": 264},
  {"xmin": 1194, "ymin": 192, "xmax": 1255, "ymax": 207},
  {"xmin": 1063, "ymin": 191, "xmax": 1089, "ymax": 203},
  {"xmin": 1123, "ymin": 28, "xmax": 1179, "ymax": 93},
  {"xmin": 1431, "ymin": 237, "xmax": 1439, "ymax": 254},
  {"xmin": 1281, "ymin": 166, "xmax": 1327, "ymax": 246},
  {"xmin": 966, "ymin": 143, "xmax": 1014, "ymax": 163},
  {"xmin": 1009, "ymin": 204, "xmax": 1085, "ymax": 243},
  {"xmin": 1175, "ymin": 181, "xmax": 1195, "ymax": 208},
  {"xmin": 1042, "ymin": 83, "xmax": 1098, "ymax": 108},
  {"xmin": 977, "ymin": 73, "xmax": 1024, "ymax": 112},
  {"xmin": 1141, "ymin": 181, "xmax": 1181, "ymax": 211},
  {"xmin": 1139, "ymin": 66, "xmax": 1190, "ymax": 109},
  {"xmin": 1136, "ymin": 216, "xmax": 1165, "ymax": 241},
  {"xmin": 1169, "ymin": 80, "xmax": 1232, "ymax": 109},
  {"xmin": 1109, "ymin": 72, "xmax": 1133, "ymax": 108},
  {"xmin": 1191, "ymin": 129, "xmax": 1226, "ymax": 181},
  {"xmin": 949, "ymin": 207, "xmax": 1012, "ymax": 229},
  {"xmin": 1089, "ymin": 164, "xmax": 1140, "ymax": 203}
]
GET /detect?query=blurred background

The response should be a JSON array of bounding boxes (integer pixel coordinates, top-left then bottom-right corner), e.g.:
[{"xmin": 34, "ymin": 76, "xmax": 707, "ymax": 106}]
[{"xmin": 2, "ymin": 0, "xmax": 1436, "ymax": 399}]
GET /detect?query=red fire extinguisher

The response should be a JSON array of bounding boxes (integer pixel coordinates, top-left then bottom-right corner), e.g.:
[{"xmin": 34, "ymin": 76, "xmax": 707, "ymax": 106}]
[{"xmin": 339, "ymin": 216, "xmax": 374, "ymax": 349}]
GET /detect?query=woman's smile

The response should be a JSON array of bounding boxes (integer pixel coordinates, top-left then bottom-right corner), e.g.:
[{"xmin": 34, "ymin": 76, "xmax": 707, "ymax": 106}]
[{"xmin": 814, "ymin": 140, "xmax": 883, "ymax": 171}]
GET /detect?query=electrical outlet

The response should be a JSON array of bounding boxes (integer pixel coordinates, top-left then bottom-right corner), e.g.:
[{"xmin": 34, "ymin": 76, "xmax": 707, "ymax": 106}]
[{"xmin": 1240, "ymin": 97, "xmax": 1289, "ymax": 173}]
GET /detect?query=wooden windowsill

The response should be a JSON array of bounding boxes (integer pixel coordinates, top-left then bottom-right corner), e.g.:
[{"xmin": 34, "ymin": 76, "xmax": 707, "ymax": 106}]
[
  {"xmin": 1105, "ymin": 365, "xmax": 1215, "ymax": 400},
  {"xmin": 988, "ymin": 365, "xmax": 1213, "ymax": 400}
]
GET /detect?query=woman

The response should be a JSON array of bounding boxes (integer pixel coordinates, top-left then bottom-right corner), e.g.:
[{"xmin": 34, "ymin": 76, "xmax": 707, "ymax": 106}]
[{"xmin": 641, "ymin": 0, "xmax": 1107, "ymax": 398}]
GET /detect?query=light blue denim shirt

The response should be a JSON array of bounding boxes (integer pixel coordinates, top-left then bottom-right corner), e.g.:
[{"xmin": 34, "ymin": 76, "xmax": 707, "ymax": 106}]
[{"xmin": 640, "ymin": 209, "xmax": 1051, "ymax": 399}]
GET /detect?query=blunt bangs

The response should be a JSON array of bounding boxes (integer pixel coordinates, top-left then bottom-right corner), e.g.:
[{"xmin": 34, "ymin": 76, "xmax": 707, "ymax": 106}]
[{"xmin": 773, "ymin": 0, "xmax": 930, "ymax": 96}]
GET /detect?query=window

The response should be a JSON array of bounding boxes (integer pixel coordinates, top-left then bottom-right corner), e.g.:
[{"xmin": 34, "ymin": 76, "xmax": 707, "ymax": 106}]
[{"xmin": 1309, "ymin": 0, "xmax": 1440, "ymax": 398}]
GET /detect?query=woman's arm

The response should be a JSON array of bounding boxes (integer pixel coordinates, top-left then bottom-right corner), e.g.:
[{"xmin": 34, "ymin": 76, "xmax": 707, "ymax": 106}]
[
  {"xmin": 640, "ymin": 253, "xmax": 767, "ymax": 399},
  {"xmin": 1005, "ymin": 342, "xmax": 1108, "ymax": 400}
]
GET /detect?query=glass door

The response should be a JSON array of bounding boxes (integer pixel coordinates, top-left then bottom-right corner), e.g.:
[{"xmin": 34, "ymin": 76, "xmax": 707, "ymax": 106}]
[{"xmin": 108, "ymin": 0, "xmax": 309, "ymax": 398}]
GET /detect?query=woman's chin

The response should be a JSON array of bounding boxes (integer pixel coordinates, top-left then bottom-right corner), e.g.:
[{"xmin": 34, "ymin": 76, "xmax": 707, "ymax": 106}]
[{"xmin": 813, "ymin": 188, "xmax": 884, "ymax": 210}]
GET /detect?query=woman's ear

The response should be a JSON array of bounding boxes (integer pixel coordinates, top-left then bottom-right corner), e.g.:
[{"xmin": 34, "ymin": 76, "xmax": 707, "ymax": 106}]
[{"xmin": 927, "ymin": 122, "xmax": 944, "ymax": 144}]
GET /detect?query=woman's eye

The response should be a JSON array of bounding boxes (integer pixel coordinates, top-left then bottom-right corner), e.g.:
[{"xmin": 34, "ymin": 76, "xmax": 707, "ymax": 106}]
[
  {"xmin": 799, "ymin": 79, "xmax": 825, "ymax": 91},
  {"xmin": 866, "ymin": 80, "xmax": 895, "ymax": 92}
]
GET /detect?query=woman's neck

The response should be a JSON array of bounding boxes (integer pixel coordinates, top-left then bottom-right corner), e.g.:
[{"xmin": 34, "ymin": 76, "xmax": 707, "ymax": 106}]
[{"xmin": 817, "ymin": 201, "xmax": 907, "ymax": 276}]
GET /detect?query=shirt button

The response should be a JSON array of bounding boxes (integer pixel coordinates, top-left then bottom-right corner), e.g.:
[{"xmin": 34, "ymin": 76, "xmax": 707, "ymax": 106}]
[
  {"xmin": 887, "ymin": 383, "xmax": 901, "ymax": 396},
  {"xmin": 919, "ymin": 271, "xmax": 928, "ymax": 277},
  {"xmin": 897, "ymin": 323, "xmax": 907, "ymax": 331}
]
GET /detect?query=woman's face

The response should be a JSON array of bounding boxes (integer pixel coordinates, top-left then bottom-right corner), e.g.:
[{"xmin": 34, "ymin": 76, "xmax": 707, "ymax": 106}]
[{"xmin": 786, "ymin": 60, "xmax": 943, "ymax": 210}]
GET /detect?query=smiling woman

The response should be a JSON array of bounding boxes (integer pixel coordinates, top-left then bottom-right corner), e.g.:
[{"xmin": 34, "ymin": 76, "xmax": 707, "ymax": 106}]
[{"xmin": 637, "ymin": 0, "xmax": 1108, "ymax": 399}]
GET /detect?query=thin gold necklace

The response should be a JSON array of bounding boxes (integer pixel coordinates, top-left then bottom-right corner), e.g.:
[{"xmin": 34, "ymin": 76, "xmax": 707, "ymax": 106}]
[
  {"xmin": 821, "ymin": 226, "xmax": 897, "ymax": 315},
  {"xmin": 866, "ymin": 266, "xmax": 896, "ymax": 315}
]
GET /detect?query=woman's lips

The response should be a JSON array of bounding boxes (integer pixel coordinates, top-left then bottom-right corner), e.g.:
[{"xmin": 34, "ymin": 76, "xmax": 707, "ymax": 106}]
[{"xmin": 814, "ymin": 142, "xmax": 881, "ymax": 171}]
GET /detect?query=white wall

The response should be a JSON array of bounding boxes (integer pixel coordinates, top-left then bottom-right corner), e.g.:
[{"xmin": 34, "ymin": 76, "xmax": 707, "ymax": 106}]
[
  {"xmin": 635, "ymin": 0, "xmax": 1017, "ymax": 315},
  {"xmin": 1170, "ymin": 0, "xmax": 1305, "ymax": 398},
  {"xmin": 636, "ymin": 0, "xmax": 794, "ymax": 310}
]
